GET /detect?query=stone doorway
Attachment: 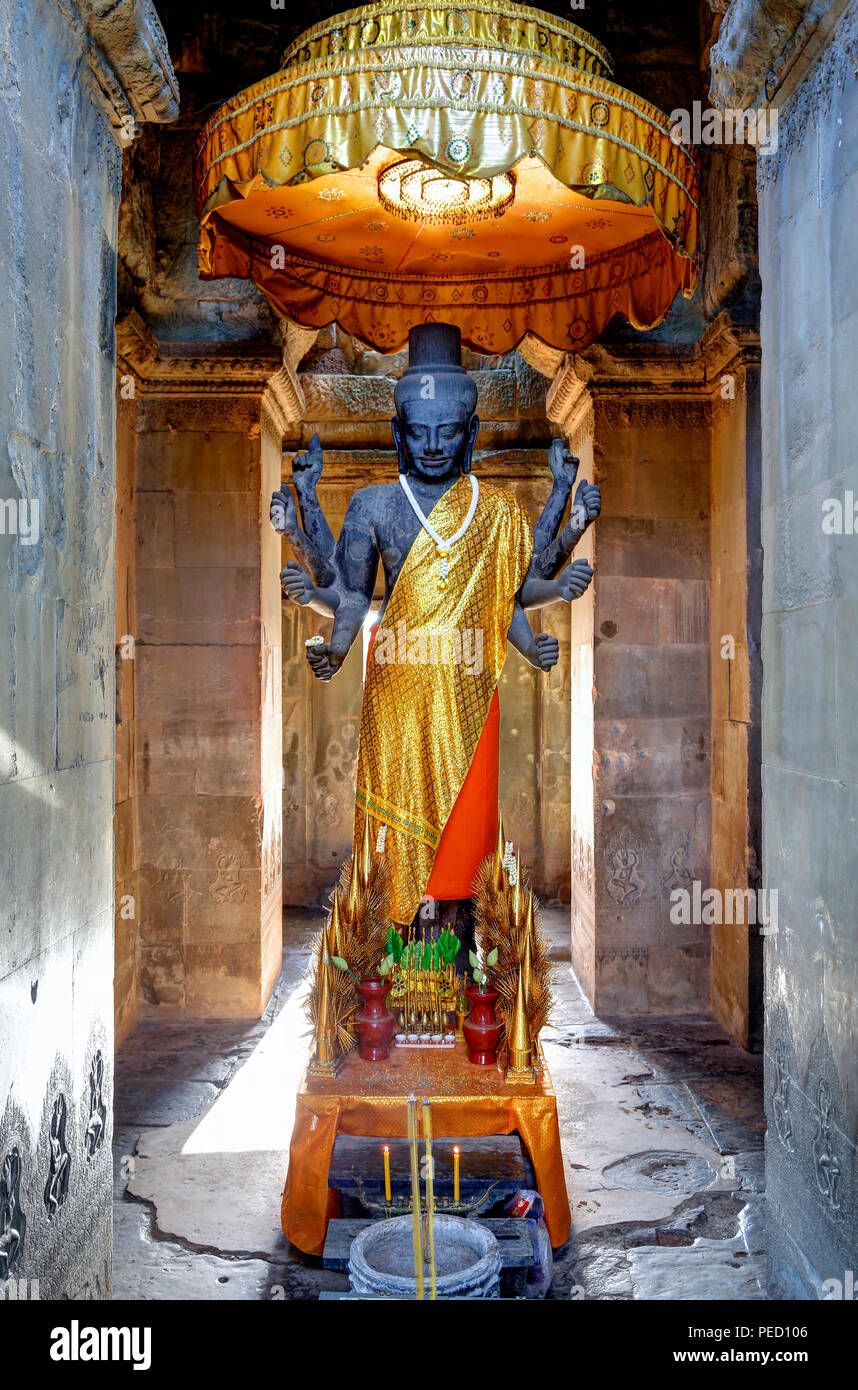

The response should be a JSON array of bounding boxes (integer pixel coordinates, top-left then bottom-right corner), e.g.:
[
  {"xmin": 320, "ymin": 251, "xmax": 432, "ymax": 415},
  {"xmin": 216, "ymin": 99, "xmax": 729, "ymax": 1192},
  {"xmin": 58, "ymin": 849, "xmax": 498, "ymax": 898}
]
[{"xmin": 5, "ymin": 0, "xmax": 857, "ymax": 1304}]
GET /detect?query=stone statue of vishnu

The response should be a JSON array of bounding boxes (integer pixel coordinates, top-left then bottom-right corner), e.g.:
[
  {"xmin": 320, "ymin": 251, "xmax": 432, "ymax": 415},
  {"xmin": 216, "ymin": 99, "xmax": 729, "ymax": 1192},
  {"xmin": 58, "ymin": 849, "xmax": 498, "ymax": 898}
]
[{"xmin": 269, "ymin": 323, "xmax": 600, "ymax": 929}]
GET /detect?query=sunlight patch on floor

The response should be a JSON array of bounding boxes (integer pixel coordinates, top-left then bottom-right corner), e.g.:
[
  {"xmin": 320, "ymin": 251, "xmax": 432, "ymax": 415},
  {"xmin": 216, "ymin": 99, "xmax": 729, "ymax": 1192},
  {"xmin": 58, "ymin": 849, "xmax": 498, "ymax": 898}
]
[{"xmin": 180, "ymin": 978, "xmax": 310, "ymax": 1156}]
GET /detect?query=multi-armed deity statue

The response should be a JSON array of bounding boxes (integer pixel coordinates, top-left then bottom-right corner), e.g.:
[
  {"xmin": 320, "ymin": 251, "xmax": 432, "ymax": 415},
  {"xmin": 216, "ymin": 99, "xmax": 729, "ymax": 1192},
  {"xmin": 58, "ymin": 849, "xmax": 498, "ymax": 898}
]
[{"xmin": 270, "ymin": 323, "xmax": 600, "ymax": 940}]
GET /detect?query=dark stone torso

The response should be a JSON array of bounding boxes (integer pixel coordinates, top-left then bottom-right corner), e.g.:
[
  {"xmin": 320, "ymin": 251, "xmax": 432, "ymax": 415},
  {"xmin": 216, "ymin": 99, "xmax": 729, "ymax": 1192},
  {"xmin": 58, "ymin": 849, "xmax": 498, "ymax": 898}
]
[{"xmin": 337, "ymin": 477, "xmax": 464, "ymax": 617}]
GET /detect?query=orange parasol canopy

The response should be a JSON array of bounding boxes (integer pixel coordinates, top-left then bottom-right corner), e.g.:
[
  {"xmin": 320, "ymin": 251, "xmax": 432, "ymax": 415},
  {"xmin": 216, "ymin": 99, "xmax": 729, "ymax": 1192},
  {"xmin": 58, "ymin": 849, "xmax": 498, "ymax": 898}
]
[{"xmin": 194, "ymin": 0, "xmax": 699, "ymax": 354}]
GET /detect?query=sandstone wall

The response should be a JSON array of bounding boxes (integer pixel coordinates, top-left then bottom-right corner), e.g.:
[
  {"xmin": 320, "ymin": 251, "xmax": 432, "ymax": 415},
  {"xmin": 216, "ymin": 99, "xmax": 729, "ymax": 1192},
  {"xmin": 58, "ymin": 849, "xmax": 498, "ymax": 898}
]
[
  {"xmin": 713, "ymin": 0, "xmax": 858, "ymax": 1298},
  {"xmin": 591, "ymin": 402, "xmax": 712, "ymax": 1013},
  {"xmin": 126, "ymin": 375, "xmax": 285, "ymax": 1018},
  {"xmin": 0, "ymin": 0, "xmax": 176, "ymax": 1297},
  {"xmin": 759, "ymin": 7, "xmax": 858, "ymax": 1300},
  {"xmin": 115, "ymin": 396, "xmax": 140, "ymax": 1045},
  {"xmin": 709, "ymin": 365, "xmax": 764, "ymax": 1051}
]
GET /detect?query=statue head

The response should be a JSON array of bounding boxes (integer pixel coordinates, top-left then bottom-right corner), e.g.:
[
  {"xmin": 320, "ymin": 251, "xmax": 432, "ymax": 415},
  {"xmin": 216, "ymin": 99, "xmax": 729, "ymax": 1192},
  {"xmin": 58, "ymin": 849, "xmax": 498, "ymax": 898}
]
[{"xmin": 392, "ymin": 323, "xmax": 479, "ymax": 481}]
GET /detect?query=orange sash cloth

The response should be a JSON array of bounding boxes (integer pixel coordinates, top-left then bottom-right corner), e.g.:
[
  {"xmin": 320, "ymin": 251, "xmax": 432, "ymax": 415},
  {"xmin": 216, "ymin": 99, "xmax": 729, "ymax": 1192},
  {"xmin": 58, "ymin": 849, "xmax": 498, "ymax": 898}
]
[
  {"xmin": 368, "ymin": 625, "xmax": 500, "ymax": 900},
  {"xmin": 427, "ymin": 690, "xmax": 499, "ymax": 899}
]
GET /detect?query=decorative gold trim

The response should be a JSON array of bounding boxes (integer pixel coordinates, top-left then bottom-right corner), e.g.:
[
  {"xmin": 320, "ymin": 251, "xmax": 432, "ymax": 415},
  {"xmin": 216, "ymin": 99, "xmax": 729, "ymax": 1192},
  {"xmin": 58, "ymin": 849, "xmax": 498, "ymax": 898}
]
[
  {"xmin": 280, "ymin": 0, "xmax": 614, "ymax": 76},
  {"xmin": 196, "ymin": 58, "xmax": 698, "ymax": 214},
  {"xmin": 355, "ymin": 786, "xmax": 440, "ymax": 849}
]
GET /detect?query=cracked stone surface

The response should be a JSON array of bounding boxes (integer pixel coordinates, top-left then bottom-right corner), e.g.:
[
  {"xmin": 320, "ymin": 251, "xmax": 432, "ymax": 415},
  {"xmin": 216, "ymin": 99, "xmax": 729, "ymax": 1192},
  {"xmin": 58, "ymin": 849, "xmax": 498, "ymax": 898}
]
[{"xmin": 113, "ymin": 908, "xmax": 767, "ymax": 1300}]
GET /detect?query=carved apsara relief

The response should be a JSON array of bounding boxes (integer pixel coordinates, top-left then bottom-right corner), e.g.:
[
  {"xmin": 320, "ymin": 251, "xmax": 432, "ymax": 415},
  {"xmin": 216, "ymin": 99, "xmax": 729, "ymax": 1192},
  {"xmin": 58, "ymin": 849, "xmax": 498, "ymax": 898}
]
[
  {"xmin": 663, "ymin": 843, "xmax": 694, "ymax": 896},
  {"xmin": 0, "ymin": 1145, "xmax": 26, "ymax": 1278},
  {"xmin": 44, "ymin": 1094, "xmax": 71, "ymax": 1219},
  {"xmin": 84, "ymin": 1052, "xmax": 107, "ymax": 1162},
  {"xmin": 209, "ymin": 852, "xmax": 247, "ymax": 904},
  {"xmin": 570, "ymin": 825, "xmax": 594, "ymax": 896},
  {"xmin": 156, "ymin": 853, "xmax": 184, "ymax": 902},
  {"xmin": 771, "ymin": 1037, "xmax": 796, "ymax": 1155},
  {"xmin": 812, "ymin": 1078, "xmax": 842, "ymax": 1215},
  {"xmin": 606, "ymin": 847, "xmax": 645, "ymax": 905}
]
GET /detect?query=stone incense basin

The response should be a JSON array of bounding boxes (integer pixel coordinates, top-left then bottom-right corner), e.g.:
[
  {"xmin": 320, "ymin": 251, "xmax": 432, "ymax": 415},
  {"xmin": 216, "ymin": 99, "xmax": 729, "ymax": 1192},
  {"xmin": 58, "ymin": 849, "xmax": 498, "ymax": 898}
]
[{"xmin": 348, "ymin": 1214, "xmax": 502, "ymax": 1300}]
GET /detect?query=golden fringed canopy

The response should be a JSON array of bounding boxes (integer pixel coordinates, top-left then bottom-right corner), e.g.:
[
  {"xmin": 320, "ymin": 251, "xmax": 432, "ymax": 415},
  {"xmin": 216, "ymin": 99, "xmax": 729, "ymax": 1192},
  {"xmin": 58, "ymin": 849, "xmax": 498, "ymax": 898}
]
[{"xmin": 193, "ymin": 0, "xmax": 700, "ymax": 354}]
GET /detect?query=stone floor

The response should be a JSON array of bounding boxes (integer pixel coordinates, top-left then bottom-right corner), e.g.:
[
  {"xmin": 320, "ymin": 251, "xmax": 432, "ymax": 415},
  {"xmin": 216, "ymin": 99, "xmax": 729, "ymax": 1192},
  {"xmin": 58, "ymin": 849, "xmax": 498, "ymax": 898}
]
[{"xmin": 112, "ymin": 909, "xmax": 766, "ymax": 1300}]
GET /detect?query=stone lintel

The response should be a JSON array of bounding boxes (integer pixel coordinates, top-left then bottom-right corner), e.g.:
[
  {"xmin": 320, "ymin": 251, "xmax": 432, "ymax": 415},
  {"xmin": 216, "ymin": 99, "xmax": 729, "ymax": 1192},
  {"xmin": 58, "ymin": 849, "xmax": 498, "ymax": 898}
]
[
  {"xmin": 116, "ymin": 313, "xmax": 306, "ymax": 431},
  {"xmin": 709, "ymin": 0, "xmax": 851, "ymax": 112},
  {"xmin": 73, "ymin": 0, "xmax": 179, "ymax": 144},
  {"xmin": 117, "ymin": 312, "xmax": 282, "ymax": 390},
  {"xmin": 547, "ymin": 313, "xmax": 761, "ymax": 432},
  {"xmin": 517, "ymin": 334, "xmax": 566, "ymax": 381}
]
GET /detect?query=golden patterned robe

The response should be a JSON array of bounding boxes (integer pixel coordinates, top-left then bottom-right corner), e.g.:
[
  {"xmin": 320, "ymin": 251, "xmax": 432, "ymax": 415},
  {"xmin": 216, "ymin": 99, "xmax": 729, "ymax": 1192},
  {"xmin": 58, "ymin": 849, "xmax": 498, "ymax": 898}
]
[{"xmin": 354, "ymin": 475, "xmax": 533, "ymax": 923}]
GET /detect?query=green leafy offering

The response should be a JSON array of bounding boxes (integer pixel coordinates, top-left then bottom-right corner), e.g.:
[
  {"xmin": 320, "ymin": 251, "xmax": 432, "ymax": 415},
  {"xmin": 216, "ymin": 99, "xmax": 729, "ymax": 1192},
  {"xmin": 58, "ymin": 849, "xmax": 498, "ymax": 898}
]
[
  {"xmin": 329, "ymin": 954, "xmax": 360, "ymax": 984},
  {"xmin": 469, "ymin": 945, "xmax": 497, "ymax": 987},
  {"xmin": 384, "ymin": 927, "xmax": 405, "ymax": 964},
  {"xmin": 438, "ymin": 928, "xmax": 460, "ymax": 966}
]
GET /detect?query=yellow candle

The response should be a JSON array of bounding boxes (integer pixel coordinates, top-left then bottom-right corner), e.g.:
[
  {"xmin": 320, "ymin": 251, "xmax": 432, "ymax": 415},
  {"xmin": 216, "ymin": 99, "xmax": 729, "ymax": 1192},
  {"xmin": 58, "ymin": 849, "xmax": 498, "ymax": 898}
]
[
  {"xmin": 383, "ymin": 1144, "xmax": 391, "ymax": 1202},
  {"xmin": 453, "ymin": 1145, "xmax": 460, "ymax": 1203}
]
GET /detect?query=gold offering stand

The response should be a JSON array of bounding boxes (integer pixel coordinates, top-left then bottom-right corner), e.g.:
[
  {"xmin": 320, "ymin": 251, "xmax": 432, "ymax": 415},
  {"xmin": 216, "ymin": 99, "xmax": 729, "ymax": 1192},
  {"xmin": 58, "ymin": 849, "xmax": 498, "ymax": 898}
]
[
  {"xmin": 306, "ymin": 815, "xmax": 549, "ymax": 1087},
  {"xmin": 389, "ymin": 925, "xmax": 459, "ymax": 1048}
]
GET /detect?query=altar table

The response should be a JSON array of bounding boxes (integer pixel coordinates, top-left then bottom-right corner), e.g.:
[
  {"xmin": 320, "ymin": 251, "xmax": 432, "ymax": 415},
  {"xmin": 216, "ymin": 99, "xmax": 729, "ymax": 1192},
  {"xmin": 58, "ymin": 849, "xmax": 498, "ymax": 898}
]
[{"xmin": 281, "ymin": 1043, "xmax": 571, "ymax": 1255}]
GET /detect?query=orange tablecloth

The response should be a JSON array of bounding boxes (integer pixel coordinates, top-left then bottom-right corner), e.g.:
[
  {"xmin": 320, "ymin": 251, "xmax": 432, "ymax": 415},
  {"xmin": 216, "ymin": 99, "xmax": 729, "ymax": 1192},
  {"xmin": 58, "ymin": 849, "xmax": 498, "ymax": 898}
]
[{"xmin": 281, "ymin": 1043, "xmax": 571, "ymax": 1255}]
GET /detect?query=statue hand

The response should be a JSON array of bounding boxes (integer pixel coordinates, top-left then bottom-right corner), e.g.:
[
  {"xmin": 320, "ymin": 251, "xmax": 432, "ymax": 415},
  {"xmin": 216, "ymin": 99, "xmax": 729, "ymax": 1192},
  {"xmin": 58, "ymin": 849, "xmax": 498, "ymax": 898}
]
[
  {"xmin": 280, "ymin": 562, "xmax": 314, "ymax": 606},
  {"xmin": 558, "ymin": 559, "xmax": 594, "ymax": 601},
  {"xmin": 292, "ymin": 432, "xmax": 324, "ymax": 494},
  {"xmin": 528, "ymin": 633, "xmax": 560, "ymax": 672},
  {"xmin": 574, "ymin": 478, "xmax": 601, "ymax": 521},
  {"xmin": 305, "ymin": 641, "xmax": 346, "ymax": 683},
  {"xmin": 549, "ymin": 438, "xmax": 580, "ymax": 488},
  {"xmin": 270, "ymin": 487, "xmax": 298, "ymax": 535}
]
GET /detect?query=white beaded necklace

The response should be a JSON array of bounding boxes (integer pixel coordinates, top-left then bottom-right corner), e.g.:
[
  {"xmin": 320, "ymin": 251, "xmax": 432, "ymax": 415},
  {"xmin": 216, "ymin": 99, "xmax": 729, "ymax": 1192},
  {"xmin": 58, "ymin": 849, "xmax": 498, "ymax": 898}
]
[{"xmin": 398, "ymin": 474, "xmax": 480, "ymax": 582}]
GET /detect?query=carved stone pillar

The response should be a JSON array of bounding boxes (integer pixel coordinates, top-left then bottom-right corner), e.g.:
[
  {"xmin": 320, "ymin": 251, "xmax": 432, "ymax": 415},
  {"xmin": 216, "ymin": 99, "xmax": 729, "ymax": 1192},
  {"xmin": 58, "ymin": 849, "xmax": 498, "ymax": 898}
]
[
  {"xmin": 546, "ymin": 367, "xmax": 597, "ymax": 1001},
  {"xmin": 117, "ymin": 318, "xmax": 300, "ymax": 1016},
  {"xmin": 547, "ymin": 317, "xmax": 761, "ymax": 1021},
  {"xmin": 712, "ymin": 0, "xmax": 858, "ymax": 1300},
  {"xmin": 0, "ymin": 0, "xmax": 177, "ymax": 1300}
]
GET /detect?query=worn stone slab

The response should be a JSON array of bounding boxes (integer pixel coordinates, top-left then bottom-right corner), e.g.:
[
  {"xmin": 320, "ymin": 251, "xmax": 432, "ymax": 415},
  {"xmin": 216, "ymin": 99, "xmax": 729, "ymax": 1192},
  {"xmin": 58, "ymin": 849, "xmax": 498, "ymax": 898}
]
[
  {"xmin": 113, "ymin": 1204, "xmax": 339, "ymax": 1301},
  {"xmin": 685, "ymin": 1078, "xmax": 767, "ymax": 1154},
  {"xmin": 126, "ymin": 1125, "xmax": 290, "ymax": 1259},
  {"xmin": 629, "ymin": 1238, "xmax": 765, "ymax": 1300},
  {"xmin": 114, "ymin": 1079, "xmax": 221, "ymax": 1127}
]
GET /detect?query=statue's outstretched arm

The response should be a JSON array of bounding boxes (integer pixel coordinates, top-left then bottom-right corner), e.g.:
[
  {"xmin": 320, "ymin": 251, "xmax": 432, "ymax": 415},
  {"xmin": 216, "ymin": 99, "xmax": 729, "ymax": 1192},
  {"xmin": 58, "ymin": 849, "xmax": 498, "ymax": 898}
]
[
  {"xmin": 269, "ymin": 484, "xmax": 338, "ymax": 587},
  {"xmin": 507, "ymin": 600, "xmax": 559, "ymax": 672},
  {"xmin": 531, "ymin": 478, "xmax": 601, "ymax": 580},
  {"xmin": 520, "ymin": 560, "xmax": 594, "ymax": 611},
  {"xmin": 291, "ymin": 433, "xmax": 337, "ymax": 560},
  {"xmin": 305, "ymin": 492, "xmax": 379, "ymax": 682},
  {"xmin": 533, "ymin": 438, "xmax": 579, "ymax": 552},
  {"xmin": 280, "ymin": 560, "xmax": 341, "ymax": 619}
]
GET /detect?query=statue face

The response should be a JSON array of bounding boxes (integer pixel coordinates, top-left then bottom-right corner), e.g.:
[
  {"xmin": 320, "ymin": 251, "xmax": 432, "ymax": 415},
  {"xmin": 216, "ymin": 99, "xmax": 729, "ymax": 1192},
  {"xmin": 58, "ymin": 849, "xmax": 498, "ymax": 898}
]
[{"xmin": 394, "ymin": 398, "xmax": 477, "ymax": 481}]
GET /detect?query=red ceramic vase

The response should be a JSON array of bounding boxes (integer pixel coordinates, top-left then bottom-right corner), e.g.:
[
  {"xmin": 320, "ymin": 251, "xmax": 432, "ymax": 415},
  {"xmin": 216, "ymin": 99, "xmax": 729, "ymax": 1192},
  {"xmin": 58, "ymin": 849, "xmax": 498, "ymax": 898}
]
[
  {"xmin": 462, "ymin": 984, "xmax": 503, "ymax": 1066},
  {"xmin": 354, "ymin": 978, "xmax": 396, "ymax": 1062}
]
